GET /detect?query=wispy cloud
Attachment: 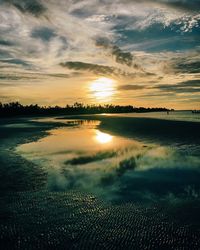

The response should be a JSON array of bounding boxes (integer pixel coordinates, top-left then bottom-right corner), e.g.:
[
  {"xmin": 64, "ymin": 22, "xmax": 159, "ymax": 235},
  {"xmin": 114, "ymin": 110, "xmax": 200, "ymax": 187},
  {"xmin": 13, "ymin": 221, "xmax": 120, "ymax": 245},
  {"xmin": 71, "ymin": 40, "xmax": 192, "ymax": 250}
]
[
  {"xmin": 155, "ymin": 79, "xmax": 200, "ymax": 94},
  {"xmin": 118, "ymin": 84, "xmax": 146, "ymax": 91},
  {"xmin": 175, "ymin": 61, "xmax": 200, "ymax": 74}
]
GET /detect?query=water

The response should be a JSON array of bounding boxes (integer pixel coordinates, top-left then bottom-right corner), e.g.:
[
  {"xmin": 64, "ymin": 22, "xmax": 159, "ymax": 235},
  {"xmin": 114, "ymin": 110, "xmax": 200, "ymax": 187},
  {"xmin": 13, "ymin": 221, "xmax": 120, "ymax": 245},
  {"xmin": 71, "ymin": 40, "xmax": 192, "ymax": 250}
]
[
  {"xmin": 18, "ymin": 120, "xmax": 134, "ymax": 155},
  {"xmin": 16, "ymin": 117, "xmax": 200, "ymax": 203}
]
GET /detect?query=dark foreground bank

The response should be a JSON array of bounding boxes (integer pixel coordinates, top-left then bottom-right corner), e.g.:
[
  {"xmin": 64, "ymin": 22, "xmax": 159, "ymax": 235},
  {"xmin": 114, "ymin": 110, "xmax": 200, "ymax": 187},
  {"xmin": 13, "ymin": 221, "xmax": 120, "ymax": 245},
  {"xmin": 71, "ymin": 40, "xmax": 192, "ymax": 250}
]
[{"xmin": 0, "ymin": 116, "xmax": 200, "ymax": 249}]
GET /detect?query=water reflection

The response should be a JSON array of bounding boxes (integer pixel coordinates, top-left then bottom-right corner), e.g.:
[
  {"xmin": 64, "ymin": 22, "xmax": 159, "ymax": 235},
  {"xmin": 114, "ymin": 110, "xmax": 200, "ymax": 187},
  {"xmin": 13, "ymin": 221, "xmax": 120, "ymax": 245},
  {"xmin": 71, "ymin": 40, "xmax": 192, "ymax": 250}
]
[
  {"xmin": 17, "ymin": 119, "xmax": 134, "ymax": 161},
  {"xmin": 16, "ymin": 118, "xmax": 200, "ymax": 204}
]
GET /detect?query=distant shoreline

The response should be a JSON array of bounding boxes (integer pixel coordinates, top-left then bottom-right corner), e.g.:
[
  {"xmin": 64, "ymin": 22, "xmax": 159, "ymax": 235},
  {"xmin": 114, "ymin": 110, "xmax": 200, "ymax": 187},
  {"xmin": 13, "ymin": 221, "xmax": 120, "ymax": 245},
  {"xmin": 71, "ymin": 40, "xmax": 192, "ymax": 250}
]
[{"xmin": 0, "ymin": 102, "xmax": 173, "ymax": 118}]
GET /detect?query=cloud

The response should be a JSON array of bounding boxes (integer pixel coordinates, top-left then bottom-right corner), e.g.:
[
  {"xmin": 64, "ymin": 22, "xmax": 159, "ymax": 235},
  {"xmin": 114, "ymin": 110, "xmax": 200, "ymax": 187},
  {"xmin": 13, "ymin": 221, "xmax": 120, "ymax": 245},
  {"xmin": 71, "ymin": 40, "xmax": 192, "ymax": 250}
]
[
  {"xmin": 117, "ymin": 0, "xmax": 200, "ymax": 12},
  {"xmin": 175, "ymin": 61, "xmax": 200, "ymax": 74},
  {"xmin": 179, "ymin": 79, "xmax": 200, "ymax": 87},
  {"xmin": 0, "ymin": 72, "xmax": 46, "ymax": 87},
  {"xmin": 70, "ymin": 0, "xmax": 200, "ymax": 34},
  {"xmin": 156, "ymin": 0, "xmax": 200, "ymax": 12},
  {"xmin": 60, "ymin": 61, "xmax": 117, "ymax": 75},
  {"xmin": 96, "ymin": 39, "xmax": 150, "ymax": 73},
  {"xmin": 0, "ymin": 71, "xmax": 83, "ymax": 85},
  {"xmin": 110, "ymin": 45, "xmax": 134, "ymax": 67},
  {"xmin": 31, "ymin": 27, "xmax": 56, "ymax": 42},
  {"xmin": 60, "ymin": 61, "xmax": 138, "ymax": 77},
  {"xmin": 96, "ymin": 38, "xmax": 134, "ymax": 67},
  {"xmin": 0, "ymin": 74, "xmax": 31, "ymax": 81},
  {"xmin": 60, "ymin": 61, "xmax": 155, "ymax": 79},
  {"xmin": 0, "ymin": 50, "xmax": 12, "ymax": 59},
  {"xmin": 118, "ymin": 84, "xmax": 146, "ymax": 91},
  {"xmin": 0, "ymin": 40, "xmax": 13, "ymax": 46},
  {"xmin": 118, "ymin": 47, "xmax": 134, "ymax": 65},
  {"xmin": 155, "ymin": 79, "xmax": 200, "ymax": 93},
  {"xmin": 1, "ymin": 0, "xmax": 46, "ymax": 16},
  {"xmin": 161, "ymin": 51, "xmax": 200, "ymax": 75},
  {"xmin": 0, "ymin": 59, "xmax": 32, "ymax": 67},
  {"xmin": 69, "ymin": 0, "xmax": 200, "ymax": 16}
]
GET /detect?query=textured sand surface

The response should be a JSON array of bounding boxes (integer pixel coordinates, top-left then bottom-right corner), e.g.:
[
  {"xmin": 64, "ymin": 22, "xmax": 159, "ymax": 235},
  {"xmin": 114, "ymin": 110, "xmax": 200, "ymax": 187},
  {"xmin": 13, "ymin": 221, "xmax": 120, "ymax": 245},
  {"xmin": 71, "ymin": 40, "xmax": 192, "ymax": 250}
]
[{"xmin": 1, "ymin": 191, "xmax": 200, "ymax": 250}]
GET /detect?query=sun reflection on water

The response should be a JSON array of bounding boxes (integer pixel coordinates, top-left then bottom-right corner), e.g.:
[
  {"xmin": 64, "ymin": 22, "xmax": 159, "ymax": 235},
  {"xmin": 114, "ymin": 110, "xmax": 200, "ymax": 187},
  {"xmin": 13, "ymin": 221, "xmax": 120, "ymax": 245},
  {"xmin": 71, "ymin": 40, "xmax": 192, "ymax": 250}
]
[{"xmin": 95, "ymin": 131, "xmax": 113, "ymax": 144}]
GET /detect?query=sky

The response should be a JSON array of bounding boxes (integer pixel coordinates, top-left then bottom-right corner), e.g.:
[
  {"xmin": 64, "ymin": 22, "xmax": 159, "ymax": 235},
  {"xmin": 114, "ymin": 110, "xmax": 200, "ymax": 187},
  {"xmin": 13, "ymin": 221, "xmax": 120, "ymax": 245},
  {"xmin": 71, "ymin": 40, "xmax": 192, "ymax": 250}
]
[{"xmin": 0, "ymin": 0, "xmax": 200, "ymax": 109}]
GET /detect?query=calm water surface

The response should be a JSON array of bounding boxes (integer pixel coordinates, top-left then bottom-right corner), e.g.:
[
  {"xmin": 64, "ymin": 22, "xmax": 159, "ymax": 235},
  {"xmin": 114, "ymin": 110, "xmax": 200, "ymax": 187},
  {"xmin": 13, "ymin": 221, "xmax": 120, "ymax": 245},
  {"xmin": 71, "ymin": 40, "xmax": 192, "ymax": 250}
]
[
  {"xmin": 16, "ymin": 117, "xmax": 200, "ymax": 203},
  {"xmin": 17, "ymin": 119, "xmax": 137, "ymax": 163}
]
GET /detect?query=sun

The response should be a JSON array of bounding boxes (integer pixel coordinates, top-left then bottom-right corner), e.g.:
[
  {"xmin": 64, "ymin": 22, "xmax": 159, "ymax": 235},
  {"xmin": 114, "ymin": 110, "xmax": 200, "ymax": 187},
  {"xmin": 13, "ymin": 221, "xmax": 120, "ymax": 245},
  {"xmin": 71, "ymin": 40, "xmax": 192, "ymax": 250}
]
[{"xmin": 90, "ymin": 77, "xmax": 116, "ymax": 101}]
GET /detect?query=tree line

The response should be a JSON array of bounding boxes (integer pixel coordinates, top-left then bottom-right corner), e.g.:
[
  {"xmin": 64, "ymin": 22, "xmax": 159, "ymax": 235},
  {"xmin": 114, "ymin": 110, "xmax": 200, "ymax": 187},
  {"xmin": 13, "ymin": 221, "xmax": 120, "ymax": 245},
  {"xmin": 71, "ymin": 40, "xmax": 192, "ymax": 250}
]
[{"xmin": 0, "ymin": 102, "xmax": 172, "ymax": 117}]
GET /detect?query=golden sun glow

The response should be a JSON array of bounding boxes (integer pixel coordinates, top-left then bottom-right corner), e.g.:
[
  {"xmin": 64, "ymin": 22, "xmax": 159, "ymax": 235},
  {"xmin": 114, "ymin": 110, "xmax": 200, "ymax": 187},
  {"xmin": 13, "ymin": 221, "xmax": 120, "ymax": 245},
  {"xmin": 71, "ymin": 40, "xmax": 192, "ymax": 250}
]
[
  {"xmin": 95, "ymin": 131, "xmax": 113, "ymax": 144},
  {"xmin": 90, "ymin": 77, "xmax": 116, "ymax": 101}
]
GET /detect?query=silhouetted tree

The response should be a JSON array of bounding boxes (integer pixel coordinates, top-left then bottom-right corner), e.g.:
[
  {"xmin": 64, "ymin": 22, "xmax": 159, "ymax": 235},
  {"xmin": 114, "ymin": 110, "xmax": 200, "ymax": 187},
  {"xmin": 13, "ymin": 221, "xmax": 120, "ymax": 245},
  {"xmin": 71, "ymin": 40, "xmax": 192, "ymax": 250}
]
[{"xmin": 0, "ymin": 102, "xmax": 171, "ymax": 118}]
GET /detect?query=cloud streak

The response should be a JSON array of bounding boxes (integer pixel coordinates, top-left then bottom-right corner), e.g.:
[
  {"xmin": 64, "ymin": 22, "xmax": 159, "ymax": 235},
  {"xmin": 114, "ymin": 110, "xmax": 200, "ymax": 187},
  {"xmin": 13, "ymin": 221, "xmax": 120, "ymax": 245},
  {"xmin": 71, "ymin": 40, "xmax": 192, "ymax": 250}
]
[
  {"xmin": 118, "ymin": 84, "xmax": 146, "ymax": 91},
  {"xmin": 155, "ymin": 80, "xmax": 200, "ymax": 94}
]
